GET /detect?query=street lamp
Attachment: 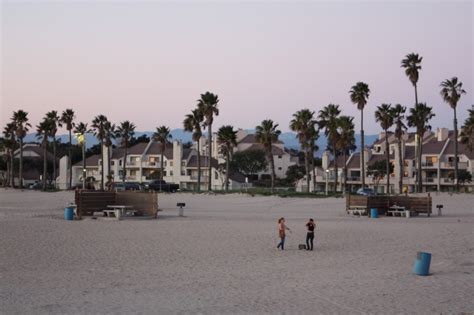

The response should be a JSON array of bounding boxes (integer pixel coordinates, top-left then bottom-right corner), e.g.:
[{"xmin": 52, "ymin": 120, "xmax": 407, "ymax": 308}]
[{"xmin": 325, "ymin": 169, "xmax": 329, "ymax": 196}]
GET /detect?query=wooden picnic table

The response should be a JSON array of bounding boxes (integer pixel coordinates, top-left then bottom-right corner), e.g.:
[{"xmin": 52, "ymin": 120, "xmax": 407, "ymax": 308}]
[
  {"xmin": 347, "ymin": 205, "xmax": 367, "ymax": 216},
  {"xmin": 388, "ymin": 205, "xmax": 408, "ymax": 217},
  {"xmin": 104, "ymin": 205, "xmax": 135, "ymax": 218}
]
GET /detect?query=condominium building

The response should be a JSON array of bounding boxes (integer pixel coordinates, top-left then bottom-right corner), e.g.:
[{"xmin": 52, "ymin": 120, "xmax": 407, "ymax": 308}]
[{"xmin": 297, "ymin": 128, "xmax": 474, "ymax": 193}]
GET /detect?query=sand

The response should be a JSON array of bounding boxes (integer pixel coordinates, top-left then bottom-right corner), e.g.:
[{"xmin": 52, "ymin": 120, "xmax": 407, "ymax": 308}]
[{"xmin": 0, "ymin": 189, "xmax": 473, "ymax": 314}]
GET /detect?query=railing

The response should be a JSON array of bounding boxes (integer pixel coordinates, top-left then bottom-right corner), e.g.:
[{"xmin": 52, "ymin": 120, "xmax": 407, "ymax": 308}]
[
  {"xmin": 421, "ymin": 162, "xmax": 438, "ymax": 168},
  {"xmin": 347, "ymin": 176, "xmax": 361, "ymax": 181},
  {"xmin": 142, "ymin": 161, "xmax": 158, "ymax": 167},
  {"xmin": 440, "ymin": 177, "xmax": 453, "ymax": 184},
  {"xmin": 424, "ymin": 177, "xmax": 436, "ymax": 183},
  {"xmin": 441, "ymin": 162, "xmax": 468, "ymax": 169}
]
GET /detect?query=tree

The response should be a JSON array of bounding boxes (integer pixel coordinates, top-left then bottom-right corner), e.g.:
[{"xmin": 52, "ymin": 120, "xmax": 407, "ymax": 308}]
[
  {"xmin": 129, "ymin": 134, "xmax": 150, "ymax": 146},
  {"xmin": 367, "ymin": 160, "xmax": 394, "ymax": 191},
  {"xmin": 308, "ymin": 124, "xmax": 319, "ymax": 192},
  {"xmin": 290, "ymin": 109, "xmax": 315, "ymax": 193},
  {"xmin": 2, "ymin": 123, "xmax": 16, "ymax": 187},
  {"xmin": 60, "ymin": 109, "xmax": 75, "ymax": 189},
  {"xmin": 349, "ymin": 82, "xmax": 370, "ymax": 188},
  {"xmin": 460, "ymin": 108, "xmax": 474, "ymax": 152},
  {"xmin": 116, "ymin": 121, "xmax": 136, "ymax": 183},
  {"xmin": 285, "ymin": 164, "xmax": 306, "ymax": 186},
  {"xmin": 401, "ymin": 53, "xmax": 423, "ymax": 108},
  {"xmin": 46, "ymin": 110, "xmax": 61, "ymax": 187},
  {"xmin": 153, "ymin": 126, "xmax": 172, "ymax": 186},
  {"xmin": 229, "ymin": 150, "xmax": 267, "ymax": 178},
  {"xmin": 392, "ymin": 104, "xmax": 407, "ymax": 194},
  {"xmin": 407, "ymin": 103, "xmax": 435, "ymax": 193},
  {"xmin": 183, "ymin": 108, "xmax": 204, "ymax": 191},
  {"xmin": 255, "ymin": 119, "xmax": 282, "ymax": 193},
  {"xmin": 440, "ymin": 77, "xmax": 467, "ymax": 192},
  {"xmin": 318, "ymin": 104, "xmax": 341, "ymax": 193},
  {"xmin": 336, "ymin": 116, "xmax": 356, "ymax": 194},
  {"xmin": 104, "ymin": 121, "xmax": 116, "ymax": 189},
  {"xmin": 74, "ymin": 122, "xmax": 89, "ymax": 189},
  {"xmin": 449, "ymin": 169, "xmax": 472, "ymax": 186},
  {"xmin": 91, "ymin": 115, "xmax": 108, "ymax": 190},
  {"xmin": 217, "ymin": 125, "xmax": 237, "ymax": 191},
  {"xmin": 375, "ymin": 104, "xmax": 395, "ymax": 194},
  {"xmin": 197, "ymin": 92, "xmax": 219, "ymax": 191},
  {"xmin": 36, "ymin": 117, "xmax": 52, "ymax": 190},
  {"xmin": 12, "ymin": 110, "xmax": 31, "ymax": 188}
]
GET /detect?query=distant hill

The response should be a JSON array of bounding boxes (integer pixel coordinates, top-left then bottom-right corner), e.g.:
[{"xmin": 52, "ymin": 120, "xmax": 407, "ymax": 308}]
[{"xmin": 23, "ymin": 129, "xmax": 379, "ymax": 156}]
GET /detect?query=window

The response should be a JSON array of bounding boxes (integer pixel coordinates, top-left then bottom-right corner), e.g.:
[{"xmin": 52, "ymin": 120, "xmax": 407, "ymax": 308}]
[
  {"xmin": 130, "ymin": 170, "xmax": 136, "ymax": 176},
  {"xmin": 170, "ymin": 171, "xmax": 173, "ymax": 176},
  {"xmin": 278, "ymin": 167, "xmax": 282, "ymax": 170},
  {"xmin": 111, "ymin": 161, "xmax": 115, "ymax": 166},
  {"xmin": 181, "ymin": 170, "xmax": 186, "ymax": 176},
  {"xmin": 182, "ymin": 161, "xmax": 186, "ymax": 167},
  {"xmin": 164, "ymin": 161, "xmax": 167, "ymax": 167},
  {"xmin": 278, "ymin": 155, "xmax": 282, "ymax": 159},
  {"xmin": 215, "ymin": 171, "xmax": 218, "ymax": 180},
  {"xmin": 170, "ymin": 161, "xmax": 174, "ymax": 167}
]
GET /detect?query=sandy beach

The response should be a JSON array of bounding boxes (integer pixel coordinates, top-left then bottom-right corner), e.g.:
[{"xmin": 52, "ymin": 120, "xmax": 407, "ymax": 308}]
[{"xmin": 0, "ymin": 189, "xmax": 473, "ymax": 314}]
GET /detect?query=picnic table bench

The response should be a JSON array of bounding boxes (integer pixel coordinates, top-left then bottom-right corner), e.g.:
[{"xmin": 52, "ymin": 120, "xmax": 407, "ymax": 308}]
[
  {"xmin": 387, "ymin": 205, "xmax": 410, "ymax": 217},
  {"xmin": 347, "ymin": 205, "xmax": 367, "ymax": 216},
  {"xmin": 103, "ymin": 205, "xmax": 137, "ymax": 219}
]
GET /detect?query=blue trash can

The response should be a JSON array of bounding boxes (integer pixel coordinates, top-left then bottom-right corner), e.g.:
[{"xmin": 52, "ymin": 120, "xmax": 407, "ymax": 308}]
[
  {"xmin": 370, "ymin": 208, "xmax": 378, "ymax": 218},
  {"xmin": 413, "ymin": 252, "xmax": 431, "ymax": 276},
  {"xmin": 64, "ymin": 206, "xmax": 74, "ymax": 221}
]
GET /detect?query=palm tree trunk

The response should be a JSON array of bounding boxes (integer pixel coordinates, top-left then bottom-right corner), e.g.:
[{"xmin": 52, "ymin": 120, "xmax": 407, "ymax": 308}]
[
  {"xmin": 333, "ymin": 146, "xmax": 338, "ymax": 193},
  {"xmin": 305, "ymin": 148, "xmax": 310, "ymax": 193},
  {"xmin": 123, "ymin": 146, "xmax": 128, "ymax": 184},
  {"xmin": 68, "ymin": 129, "xmax": 72, "ymax": 189},
  {"xmin": 43, "ymin": 140, "xmax": 47, "ymax": 190},
  {"xmin": 197, "ymin": 139, "xmax": 201, "ymax": 192},
  {"xmin": 160, "ymin": 144, "xmax": 164, "ymax": 192},
  {"xmin": 385, "ymin": 129, "xmax": 390, "ymax": 194},
  {"xmin": 100, "ymin": 142, "xmax": 104, "ymax": 190},
  {"xmin": 343, "ymin": 151, "xmax": 347, "ymax": 194},
  {"xmin": 208, "ymin": 124, "xmax": 212, "ymax": 191},
  {"xmin": 10, "ymin": 150, "xmax": 14, "ymax": 187},
  {"xmin": 107, "ymin": 146, "xmax": 111, "ymax": 187},
  {"xmin": 398, "ymin": 137, "xmax": 403, "ymax": 194},
  {"xmin": 454, "ymin": 107, "xmax": 459, "ymax": 192},
  {"xmin": 311, "ymin": 152, "xmax": 316, "ymax": 193},
  {"xmin": 225, "ymin": 152, "xmax": 230, "ymax": 192},
  {"xmin": 82, "ymin": 144, "xmax": 86, "ymax": 189},
  {"xmin": 414, "ymin": 83, "xmax": 418, "ymax": 108},
  {"xmin": 5, "ymin": 151, "xmax": 11, "ymax": 187},
  {"xmin": 360, "ymin": 108, "xmax": 365, "ymax": 188},
  {"xmin": 53, "ymin": 138, "xmax": 57, "ymax": 188},
  {"xmin": 418, "ymin": 137, "xmax": 423, "ymax": 193},
  {"xmin": 19, "ymin": 138, "xmax": 23, "ymax": 189},
  {"xmin": 270, "ymin": 150, "xmax": 276, "ymax": 194}
]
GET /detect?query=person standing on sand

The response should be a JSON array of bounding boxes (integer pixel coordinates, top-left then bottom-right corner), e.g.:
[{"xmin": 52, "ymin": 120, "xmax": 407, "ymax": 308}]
[
  {"xmin": 305, "ymin": 218, "xmax": 315, "ymax": 251},
  {"xmin": 277, "ymin": 217, "xmax": 291, "ymax": 250}
]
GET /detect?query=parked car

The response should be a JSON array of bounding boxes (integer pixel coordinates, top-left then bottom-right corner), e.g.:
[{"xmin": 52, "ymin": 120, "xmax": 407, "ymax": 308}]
[
  {"xmin": 356, "ymin": 187, "xmax": 376, "ymax": 196},
  {"xmin": 113, "ymin": 182, "xmax": 142, "ymax": 191},
  {"xmin": 147, "ymin": 180, "xmax": 179, "ymax": 192}
]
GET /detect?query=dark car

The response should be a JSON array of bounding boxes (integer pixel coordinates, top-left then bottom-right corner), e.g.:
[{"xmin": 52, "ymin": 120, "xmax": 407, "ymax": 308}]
[
  {"xmin": 147, "ymin": 180, "xmax": 179, "ymax": 192},
  {"xmin": 356, "ymin": 187, "xmax": 376, "ymax": 196},
  {"xmin": 113, "ymin": 182, "xmax": 142, "ymax": 191}
]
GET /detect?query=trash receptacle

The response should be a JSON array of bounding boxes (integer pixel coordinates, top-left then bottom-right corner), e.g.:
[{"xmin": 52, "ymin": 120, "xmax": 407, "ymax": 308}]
[
  {"xmin": 64, "ymin": 206, "xmax": 74, "ymax": 221},
  {"xmin": 413, "ymin": 251, "xmax": 431, "ymax": 276},
  {"xmin": 370, "ymin": 208, "xmax": 378, "ymax": 218}
]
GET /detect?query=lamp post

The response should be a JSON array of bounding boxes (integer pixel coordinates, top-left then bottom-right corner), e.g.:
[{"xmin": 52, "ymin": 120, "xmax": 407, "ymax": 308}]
[{"xmin": 325, "ymin": 169, "xmax": 329, "ymax": 196}]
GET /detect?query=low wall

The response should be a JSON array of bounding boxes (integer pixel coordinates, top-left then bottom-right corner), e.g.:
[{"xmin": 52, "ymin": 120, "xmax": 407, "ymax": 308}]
[{"xmin": 346, "ymin": 194, "xmax": 432, "ymax": 216}]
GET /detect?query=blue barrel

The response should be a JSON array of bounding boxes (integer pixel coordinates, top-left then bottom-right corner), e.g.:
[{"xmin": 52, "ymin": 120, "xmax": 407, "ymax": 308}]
[
  {"xmin": 413, "ymin": 252, "xmax": 431, "ymax": 276},
  {"xmin": 370, "ymin": 208, "xmax": 379, "ymax": 218},
  {"xmin": 64, "ymin": 206, "xmax": 74, "ymax": 221}
]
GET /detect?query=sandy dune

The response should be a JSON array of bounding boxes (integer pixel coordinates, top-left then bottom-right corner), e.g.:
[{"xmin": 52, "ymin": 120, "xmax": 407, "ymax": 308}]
[{"xmin": 0, "ymin": 189, "xmax": 473, "ymax": 314}]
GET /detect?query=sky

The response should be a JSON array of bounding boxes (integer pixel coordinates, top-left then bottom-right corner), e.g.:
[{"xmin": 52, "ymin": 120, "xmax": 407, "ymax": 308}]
[{"xmin": 1, "ymin": 0, "xmax": 473, "ymax": 135}]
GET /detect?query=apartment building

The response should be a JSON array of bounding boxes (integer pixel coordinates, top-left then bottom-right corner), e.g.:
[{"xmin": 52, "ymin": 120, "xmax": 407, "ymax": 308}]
[{"xmin": 297, "ymin": 128, "xmax": 474, "ymax": 193}]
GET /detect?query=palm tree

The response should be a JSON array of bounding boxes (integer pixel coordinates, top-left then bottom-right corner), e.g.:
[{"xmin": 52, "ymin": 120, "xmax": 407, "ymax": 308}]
[
  {"xmin": 336, "ymin": 116, "xmax": 356, "ymax": 194},
  {"xmin": 60, "ymin": 109, "xmax": 75, "ymax": 189},
  {"xmin": 308, "ymin": 124, "xmax": 319, "ymax": 192},
  {"xmin": 12, "ymin": 110, "xmax": 31, "ymax": 189},
  {"xmin": 318, "ymin": 104, "xmax": 341, "ymax": 193},
  {"xmin": 375, "ymin": 104, "xmax": 395, "ymax": 194},
  {"xmin": 115, "ymin": 121, "xmax": 136, "ymax": 183},
  {"xmin": 183, "ymin": 109, "xmax": 204, "ymax": 192},
  {"xmin": 74, "ymin": 122, "xmax": 89, "ymax": 189},
  {"xmin": 401, "ymin": 53, "xmax": 423, "ymax": 107},
  {"xmin": 290, "ymin": 109, "xmax": 315, "ymax": 193},
  {"xmin": 440, "ymin": 77, "xmax": 467, "ymax": 192},
  {"xmin": 153, "ymin": 126, "xmax": 172, "ymax": 188},
  {"xmin": 104, "ymin": 121, "xmax": 116, "ymax": 189},
  {"xmin": 255, "ymin": 119, "xmax": 282, "ymax": 193},
  {"xmin": 217, "ymin": 125, "xmax": 237, "ymax": 192},
  {"xmin": 349, "ymin": 82, "xmax": 370, "ymax": 188},
  {"xmin": 460, "ymin": 108, "xmax": 474, "ymax": 152},
  {"xmin": 407, "ymin": 103, "xmax": 435, "ymax": 193},
  {"xmin": 91, "ymin": 115, "xmax": 108, "ymax": 190},
  {"xmin": 46, "ymin": 110, "xmax": 61, "ymax": 188},
  {"xmin": 3, "ymin": 123, "xmax": 16, "ymax": 187},
  {"xmin": 36, "ymin": 118, "xmax": 52, "ymax": 190},
  {"xmin": 392, "ymin": 104, "xmax": 407, "ymax": 194},
  {"xmin": 197, "ymin": 92, "xmax": 219, "ymax": 191}
]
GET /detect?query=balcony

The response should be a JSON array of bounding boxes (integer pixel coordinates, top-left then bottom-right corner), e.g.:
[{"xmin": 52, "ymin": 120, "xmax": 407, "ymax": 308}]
[
  {"xmin": 422, "ymin": 162, "xmax": 438, "ymax": 168},
  {"xmin": 142, "ymin": 161, "xmax": 159, "ymax": 168},
  {"xmin": 440, "ymin": 177, "xmax": 454, "ymax": 184},
  {"xmin": 346, "ymin": 176, "xmax": 361, "ymax": 182},
  {"xmin": 441, "ymin": 162, "xmax": 468, "ymax": 169},
  {"xmin": 424, "ymin": 177, "xmax": 436, "ymax": 183}
]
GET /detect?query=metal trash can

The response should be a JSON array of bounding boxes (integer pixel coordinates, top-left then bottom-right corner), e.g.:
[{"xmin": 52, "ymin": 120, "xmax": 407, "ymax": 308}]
[
  {"xmin": 413, "ymin": 252, "xmax": 431, "ymax": 276},
  {"xmin": 370, "ymin": 208, "xmax": 378, "ymax": 218},
  {"xmin": 405, "ymin": 210, "xmax": 411, "ymax": 218},
  {"xmin": 64, "ymin": 206, "xmax": 74, "ymax": 221}
]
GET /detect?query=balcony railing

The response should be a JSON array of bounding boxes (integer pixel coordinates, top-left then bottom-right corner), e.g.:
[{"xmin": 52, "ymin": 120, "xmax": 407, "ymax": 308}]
[
  {"xmin": 424, "ymin": 177, "xmax": 436, "ymax": 183},
  {"xmin": 441, "ymin": 162, "xmax": 468, "ymax": 169},
  {"xmin": 422, "ymin": 162, "xmax": 438, "ymax": 168},
  {"xmin": 346, "ymin": 176, "xmax": 361, "ymax": 181}
]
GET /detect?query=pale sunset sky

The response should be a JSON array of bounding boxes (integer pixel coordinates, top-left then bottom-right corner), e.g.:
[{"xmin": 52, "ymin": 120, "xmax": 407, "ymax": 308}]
[{"xmin": 1, "ymin": 1, "xmax": 473, "ymax": 134}]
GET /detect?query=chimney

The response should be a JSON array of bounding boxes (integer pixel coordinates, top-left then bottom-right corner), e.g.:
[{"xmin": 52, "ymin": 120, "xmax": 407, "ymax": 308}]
[
  {"xmin": 322, "ymin": 151, "xmax": 330, "ymax": 170},
  {"xmin": 437, "ymin": 128, "xmax": 449, "ymax": 141}
]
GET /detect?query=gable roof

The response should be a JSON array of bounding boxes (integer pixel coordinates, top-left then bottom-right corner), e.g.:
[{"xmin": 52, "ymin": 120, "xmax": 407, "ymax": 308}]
[
  {"xmin": 74, "ymin": 154, "xmax": 100, "ymax": 167},
  {"xmin": 238, "ymin": 134, "xmax": 283, "ymax": 144},
  {"xmin": 144, "ymin": 142, "xmax": 174, "ymax": 159},
  {"xmin": 245, "ymin": 143, "xmax": 286, "ymax": 156}
]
